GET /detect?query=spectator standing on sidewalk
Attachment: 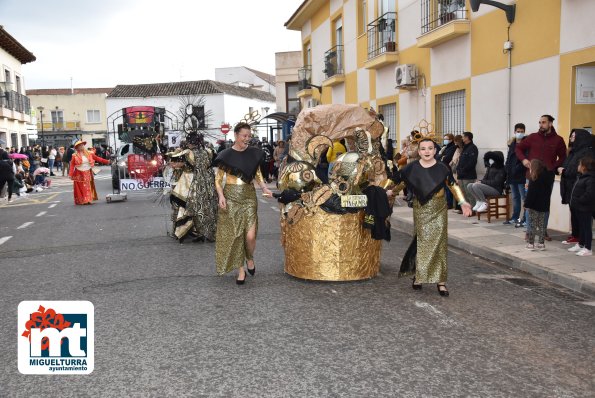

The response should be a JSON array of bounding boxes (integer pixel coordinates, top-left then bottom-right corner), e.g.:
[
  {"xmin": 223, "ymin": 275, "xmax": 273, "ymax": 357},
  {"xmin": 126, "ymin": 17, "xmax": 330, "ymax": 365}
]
[
  {"xmin": 524, "ymin": 159, "xmax": 550, "ymax": 251},
  {"xmin": 55, "ymin": 147, "xmax": 64, "ymax": 174},
  {"xmin": 567, "ymin": 157, "xmax": 595, "ymax": 257},
  {"xmin": 439, "ymin": 133, "xmax": 457, "ymax": 209},
  {"xmin": 467, "ymin": 151, "xmax": 507, "ymax": 213},
  {"xmin": 48, "ymin": 146, "xmax": 56, "ymax": 175},
  {"xmin": 456, "ymin": 131, "xmax": 479, "ymax": 208},
  {"xmin": 558, "ymin": 129, "xmax": 594, "ymax": 245},
  {"xmin": 504, "ymin": 123, "xmax": 527, "ymax": 225},
  {"xmin": 515, "ymin": 115, "xmax": 566, "ymax": 241},
  {"xmin": 62, "ymin": 145, "xmax": 74, "ymax": 176},
  {"xmin": 0, "ymin": 151, "xmax": 15, "ymax": 203}
]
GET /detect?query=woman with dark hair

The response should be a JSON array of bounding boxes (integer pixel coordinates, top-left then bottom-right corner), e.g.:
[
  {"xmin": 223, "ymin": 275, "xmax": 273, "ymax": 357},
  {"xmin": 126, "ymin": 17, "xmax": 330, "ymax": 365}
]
[
  {"xmin": 213, "ymin": 122, "xmax": 273, "ymax": 285},
  {"xmin": 558, "ymin": 129, "xmax": 594, "ymax": 244},
  {"xmin": 524, "ymin": 159, "xmax": 550, "ymax": 251},
  {"xmin": 388, "ymin": 138, "xmax": 472, "ymax": 296}
]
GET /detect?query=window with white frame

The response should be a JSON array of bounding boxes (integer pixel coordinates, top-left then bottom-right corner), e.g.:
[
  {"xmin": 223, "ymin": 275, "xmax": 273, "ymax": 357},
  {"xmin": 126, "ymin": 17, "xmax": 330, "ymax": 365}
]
[
  {"xmin": 87, "ymin": 110, "xmax": 101, "ymax": 123},
  {"xmin": 379, "ymin": 103, "xmax": 397, "ymax": 141},
  {"xmin": 435, "ymin": 89, "xmax": 465, "ymax": 135}
]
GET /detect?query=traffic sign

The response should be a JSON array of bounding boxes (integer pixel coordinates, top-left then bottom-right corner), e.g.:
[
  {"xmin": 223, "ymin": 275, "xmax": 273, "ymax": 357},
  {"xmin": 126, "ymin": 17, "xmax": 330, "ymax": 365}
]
[{"xmin": 220, "ymin": 123, "xmax": 231, "ymax": 135}]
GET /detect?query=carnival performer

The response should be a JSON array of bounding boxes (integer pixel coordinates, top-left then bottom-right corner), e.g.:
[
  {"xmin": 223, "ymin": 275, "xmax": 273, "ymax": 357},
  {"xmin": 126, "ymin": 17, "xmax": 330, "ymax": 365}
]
[
  {"xmin": 69, "ymin": 140, "xmax": 110, "ymax": 205},
  {"xmin": 388, "ymin": 138, "xmax": 472, "ymax": 296},
  {"xmin": 182, "ymin": 133, "xmax": 218, "ymax": 242},
  {"xmin": 213, "ymin": 122, "xmax": 273, "ymax": 285}
]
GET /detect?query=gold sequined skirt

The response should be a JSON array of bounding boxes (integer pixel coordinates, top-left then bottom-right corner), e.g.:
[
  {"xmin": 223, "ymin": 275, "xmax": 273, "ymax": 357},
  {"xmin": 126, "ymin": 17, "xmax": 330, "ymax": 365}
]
[
  {"xmin": 413, "ymin": 190, "xmax": 448, "ymax": 283},
  {"xmin": 282, "ymin": 209, "xmax": 382, "ymax": 281},
  {"xmin": 215, "ymin": 184, "xmax": 257, "ymax": 275}
]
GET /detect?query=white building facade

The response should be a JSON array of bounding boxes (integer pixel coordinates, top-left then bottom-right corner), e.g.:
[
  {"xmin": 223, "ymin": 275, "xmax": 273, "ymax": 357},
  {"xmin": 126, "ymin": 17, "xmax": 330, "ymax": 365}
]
[
  {"xmin": 106, "ymin": 80, "xmax": 276, "ymax": 146},
  {"xmin": 0, "ymin": 26, "xmax": 36, "ymax": 150}
]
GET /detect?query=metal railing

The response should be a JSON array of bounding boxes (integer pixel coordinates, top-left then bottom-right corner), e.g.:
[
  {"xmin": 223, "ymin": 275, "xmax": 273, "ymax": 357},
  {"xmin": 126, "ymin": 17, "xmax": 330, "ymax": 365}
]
[
  {"xmin": 421, "ymin": 0, "xmax": 467, "ymax": 35},
  {"xmin": 367, "ymin": 12, "xmax": 397, "ymax": 59},
  {"xmin": 298, "ymin": 66, "xmax": 312, "ymax": 91},
  {"xmin": 37, "ymin": 121, "xmax": 81, "ymax": 131},
  {"xmin": 323, "ymin": 45, "xmax": 344, "ymax": 80},
  {"xmin": 0, "ymin": 90, "xmax": 31, "ymax": 114}
]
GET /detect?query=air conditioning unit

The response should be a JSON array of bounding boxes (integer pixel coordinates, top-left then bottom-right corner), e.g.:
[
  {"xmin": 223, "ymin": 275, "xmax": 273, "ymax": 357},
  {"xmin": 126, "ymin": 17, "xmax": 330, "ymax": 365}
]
[
  {"xmin": 306, "ymin": 98, "xmax": 319, "ymax": 108},
  {"xmin": 395, "ymin": 64, "xmax": 417, "ymax": 88}
]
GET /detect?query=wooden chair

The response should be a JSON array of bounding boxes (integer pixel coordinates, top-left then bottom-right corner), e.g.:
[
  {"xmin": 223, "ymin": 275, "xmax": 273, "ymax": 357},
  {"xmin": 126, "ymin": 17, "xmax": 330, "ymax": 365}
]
[{"xmin": 477, "ymin": 193, "xmax": 510, "ymax": 223}]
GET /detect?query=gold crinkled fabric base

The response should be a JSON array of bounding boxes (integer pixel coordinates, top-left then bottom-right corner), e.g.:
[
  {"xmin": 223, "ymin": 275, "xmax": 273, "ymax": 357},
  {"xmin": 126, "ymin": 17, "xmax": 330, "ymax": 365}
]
[{"xmin": 282, "ymin": 209, "xmax": 382, "ymax": 281}]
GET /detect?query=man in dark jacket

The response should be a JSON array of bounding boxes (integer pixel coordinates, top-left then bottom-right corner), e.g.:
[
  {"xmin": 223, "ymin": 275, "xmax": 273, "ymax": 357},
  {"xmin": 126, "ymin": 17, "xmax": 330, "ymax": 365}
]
[
  {"xmin": 505, "ymin": 123, "xmax": 527, "ymax": 225},
  {"xmin": 62, "ymin": 145, "xmax": 75, "ymax": 177},
  {"xmin": 467, "ymin": 151, "xmax": 506, "ymax": 213},
  {"xmin": 515, "ymin": 115, "xmax": 567, "ymax": 240},
  {"xmin": 456, "ymin": 131, "xmax": 479, "ymax": 207}
]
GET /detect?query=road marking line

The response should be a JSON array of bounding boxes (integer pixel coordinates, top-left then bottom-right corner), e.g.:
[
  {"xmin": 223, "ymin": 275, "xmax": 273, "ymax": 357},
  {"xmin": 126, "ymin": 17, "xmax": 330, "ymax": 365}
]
[
  {"xmin": 36, "ymin": 211, "xmax": 47, "ymax": 217},
  {"xmin": 414, "ymin": 301, "xmax": 459, "ymax": 326},
  {"xmin": 17, "ymin": 222, "xmax": 34, "ymax": 229},
  {"xmin": 48, "ymin": 204, "xmax": 57, "ymax": 208},
  {"xmin": 270, "ymin": 206, "xmax": 279, "ymax": 212},
  {"xmin": 258, "ymin": 199, "xmax": 267, "ymax": 203},
  {"xmin": 0, "ymin": 236, "xmax": 12, "ymax": 245}
]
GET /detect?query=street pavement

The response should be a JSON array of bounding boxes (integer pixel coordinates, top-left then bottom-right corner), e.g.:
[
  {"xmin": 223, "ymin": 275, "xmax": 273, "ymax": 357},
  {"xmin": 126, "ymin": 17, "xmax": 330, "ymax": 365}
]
[{"xmin": 0, "ymin": 170, "xmax": 594, "ymax": 397}]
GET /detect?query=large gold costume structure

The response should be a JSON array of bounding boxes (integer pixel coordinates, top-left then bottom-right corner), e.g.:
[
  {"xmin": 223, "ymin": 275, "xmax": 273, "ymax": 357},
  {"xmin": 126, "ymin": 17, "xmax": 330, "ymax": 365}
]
[{"xmin": 277, "ymin": 104, "xmax": 389, "ymax": 281}]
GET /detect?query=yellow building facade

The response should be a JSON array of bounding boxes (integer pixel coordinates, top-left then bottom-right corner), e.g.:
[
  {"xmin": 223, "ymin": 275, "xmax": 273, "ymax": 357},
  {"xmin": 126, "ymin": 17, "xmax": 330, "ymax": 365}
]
[
  {"xmin": 27, "ymin": 88, "xmax": 112, "ymax": 149},
  {"xmin": 286, "ymin": 0, "xmax": 595, "ymax": 150}
]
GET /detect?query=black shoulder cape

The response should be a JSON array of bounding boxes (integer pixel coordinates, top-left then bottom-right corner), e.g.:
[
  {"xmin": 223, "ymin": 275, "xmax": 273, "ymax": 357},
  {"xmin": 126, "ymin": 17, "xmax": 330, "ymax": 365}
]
[
  {"xmin": 399, "ymin": 161, "xmax": 451, "ymax": 205},
  {"xmin": 213, "ymin": 146, "xmax": 264, "ymax": 183}
]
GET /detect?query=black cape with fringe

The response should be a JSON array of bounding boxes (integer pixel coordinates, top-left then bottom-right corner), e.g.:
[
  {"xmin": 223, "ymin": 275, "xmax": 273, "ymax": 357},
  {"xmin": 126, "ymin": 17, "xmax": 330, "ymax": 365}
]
[{"xmin": 213, "ymin": 146, "xmax": 264, "ymax": 183}]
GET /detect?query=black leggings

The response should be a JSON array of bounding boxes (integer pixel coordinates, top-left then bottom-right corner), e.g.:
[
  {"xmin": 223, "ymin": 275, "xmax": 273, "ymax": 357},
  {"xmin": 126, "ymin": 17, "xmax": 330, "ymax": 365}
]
[
  {"xmin": 576, "ymin": 210, "xmax": 593, "ymax": 250},
  {"xmin": 0, "ymin": 176, "xmax": 15, "ymax": 200}
]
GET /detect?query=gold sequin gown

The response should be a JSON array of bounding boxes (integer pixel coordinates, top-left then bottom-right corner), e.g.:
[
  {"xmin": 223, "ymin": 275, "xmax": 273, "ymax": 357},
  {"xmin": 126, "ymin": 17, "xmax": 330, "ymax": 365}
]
[
  {"xmin": 395, "ymin": 161, "xmax": 465, "ymax": 283},
  {"xmin": 215, "ymin": 168, "xmax": 265, "ymax": 275}
]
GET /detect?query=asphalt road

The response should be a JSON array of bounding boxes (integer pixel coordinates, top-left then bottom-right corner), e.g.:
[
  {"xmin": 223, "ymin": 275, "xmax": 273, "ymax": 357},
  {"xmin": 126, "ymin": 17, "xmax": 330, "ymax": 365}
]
[{"xmin": 1, "ymin": 170, "xmax": 594, "ymax": 397}]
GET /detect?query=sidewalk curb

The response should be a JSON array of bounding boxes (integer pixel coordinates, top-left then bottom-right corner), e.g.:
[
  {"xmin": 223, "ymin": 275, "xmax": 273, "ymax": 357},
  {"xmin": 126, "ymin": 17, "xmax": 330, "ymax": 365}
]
[{"xmin": 391, "ymin": 216, "xmax": 595, "ymax": 298}]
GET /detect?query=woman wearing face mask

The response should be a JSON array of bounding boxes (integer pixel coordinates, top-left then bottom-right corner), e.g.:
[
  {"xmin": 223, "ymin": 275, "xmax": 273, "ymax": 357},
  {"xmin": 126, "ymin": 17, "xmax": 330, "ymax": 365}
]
[
  {"xmin": 558, "ymin": 129, "xmax": 595, "ymax": 245},
  {"xmin": 213, "ymin": 122, "xmax": 273, "ymax": 285},
  {"xmin": 466, "ymin": 151, "xmax": 507, "ymax": 213},
  {"xmin": 438, "ymin": 134, "xmax": 457, "ymax": 208},
  {"xmin": 504, "ymin": 123, "xmax": 528, "ymax": 225}
]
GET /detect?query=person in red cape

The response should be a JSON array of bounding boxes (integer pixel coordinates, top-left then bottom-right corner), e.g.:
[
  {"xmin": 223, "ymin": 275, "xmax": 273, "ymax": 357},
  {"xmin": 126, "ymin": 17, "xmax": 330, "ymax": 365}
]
[{"xmin": 69, "ymin": 140, "xmax": 109, "ymax": 205}]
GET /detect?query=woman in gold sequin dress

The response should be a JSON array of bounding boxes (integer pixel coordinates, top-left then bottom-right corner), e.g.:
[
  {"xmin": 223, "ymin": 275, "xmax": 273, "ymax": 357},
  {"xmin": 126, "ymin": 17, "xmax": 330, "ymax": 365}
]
[
  {"xmin": 213, "ymin": 123, "xmax": 273, "ymax": 284},
  {"xmin": 389, "ymin": 138, "xmax": 472, "ymax": 296}
]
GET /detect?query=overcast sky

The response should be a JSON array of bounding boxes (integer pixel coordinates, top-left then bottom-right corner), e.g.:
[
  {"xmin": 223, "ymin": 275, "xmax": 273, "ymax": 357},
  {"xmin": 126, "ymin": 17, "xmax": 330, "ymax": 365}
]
[{"xmin": 1, "ymin": 0, "xmax": 303, "ymax": 89}]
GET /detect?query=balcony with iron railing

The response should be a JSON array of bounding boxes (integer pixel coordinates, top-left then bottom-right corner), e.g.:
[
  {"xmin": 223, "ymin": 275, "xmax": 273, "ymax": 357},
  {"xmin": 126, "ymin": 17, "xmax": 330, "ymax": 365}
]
[
  {"xmin": 0, "ymin": 91, "xmax": 32, "ymax": 122},
  {"xmin": 36, "ymin": 120, "xmax": 81, "ymax": 131},
  {"xmin": 322, "ymin": 45, "xmax": 345, "ymax": 87},
  {"xmin": 364, "ymin": 12, "xmax": 399, "ymax": 69},
  {"xmin": 417, "ymin": 0, "xmax": 470, "ymax": 48}
]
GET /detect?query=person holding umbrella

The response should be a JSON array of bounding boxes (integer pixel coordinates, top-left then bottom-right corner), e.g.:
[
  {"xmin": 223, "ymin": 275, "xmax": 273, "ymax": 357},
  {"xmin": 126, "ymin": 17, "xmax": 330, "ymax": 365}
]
[{"xmin": 69, "ymin": 140, "xmax": 110, "ymax": 205}]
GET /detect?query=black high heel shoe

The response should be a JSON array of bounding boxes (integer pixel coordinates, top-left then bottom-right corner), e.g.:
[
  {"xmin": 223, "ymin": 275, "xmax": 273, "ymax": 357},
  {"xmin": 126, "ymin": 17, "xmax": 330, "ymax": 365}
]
[
  {"xmin": 437, "ymin": 284, "xmax": 449, "ymax": 296},
  {"xmin": 236, "ymin": 271, "xmax": 247, "ymax": 285},
  {"xmin": 246, "ymin": 261, "xmax": 255, "ymax": 276},
  {"xmin": 412, "ymin": 277, "xmax": 422, "ymax": 290}
]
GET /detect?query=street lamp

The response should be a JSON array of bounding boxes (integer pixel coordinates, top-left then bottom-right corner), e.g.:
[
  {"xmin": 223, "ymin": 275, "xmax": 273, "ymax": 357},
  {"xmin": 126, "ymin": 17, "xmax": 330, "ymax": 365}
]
[
  {"xmin": 37, "ymin": 106, "xmax": 45, "ymax": 147},
  {"xmin": 263, "ymin": 106, "xmax": 270, "ymax": 143}
]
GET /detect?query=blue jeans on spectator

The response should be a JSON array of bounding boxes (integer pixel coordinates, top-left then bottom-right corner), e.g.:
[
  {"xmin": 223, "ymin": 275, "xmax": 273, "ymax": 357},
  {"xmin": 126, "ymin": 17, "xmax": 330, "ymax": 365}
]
[
  {"xmin": 509, "ymin": 182, "xmax": 526, "ymax": 221},
  {"xmin": 48, "ymin": 159, "xmax": 55, "ymax": 174}
]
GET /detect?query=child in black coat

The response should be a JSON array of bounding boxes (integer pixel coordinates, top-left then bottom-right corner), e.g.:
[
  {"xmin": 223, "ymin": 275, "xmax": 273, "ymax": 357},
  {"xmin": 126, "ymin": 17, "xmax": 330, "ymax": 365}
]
[
  {"xmin": 567, "ymin": 157, "xmax": 595, "ymax": 256},
  {"xmin": 524, "ymin": 159, "xmax": 550, "ymax": 251}
]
